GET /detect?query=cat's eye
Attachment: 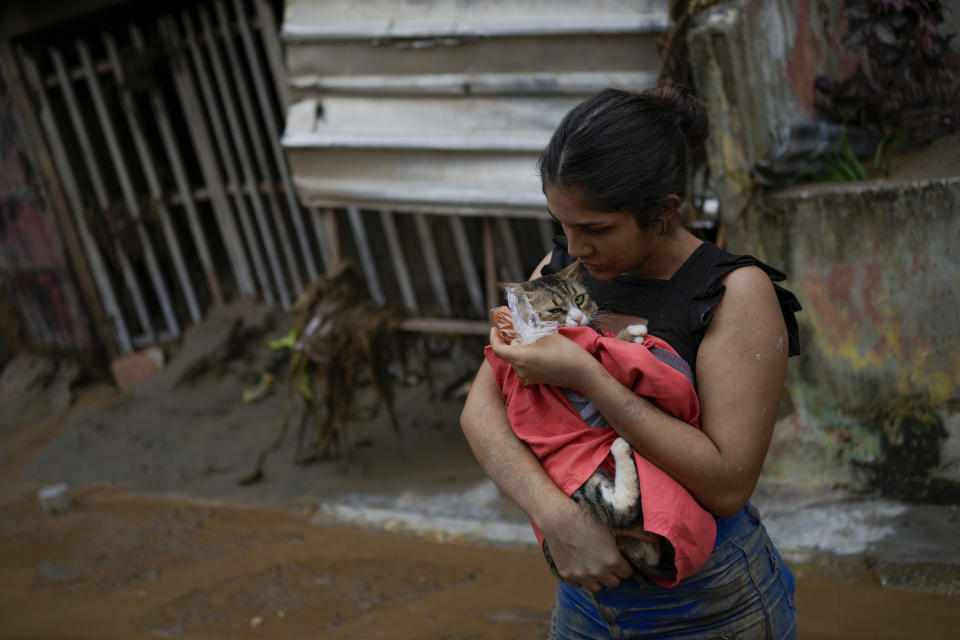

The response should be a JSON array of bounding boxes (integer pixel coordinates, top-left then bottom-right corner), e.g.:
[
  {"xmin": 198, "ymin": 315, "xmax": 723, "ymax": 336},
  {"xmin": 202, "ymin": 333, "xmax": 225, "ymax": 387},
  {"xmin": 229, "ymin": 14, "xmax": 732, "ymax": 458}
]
[
  {"xmin": 575, "ymin": 294, "xmax": 584, "ymax": 306},
  {"xmin": 549, "ymin": 308, "xmax": 564, "ymax": 315}
]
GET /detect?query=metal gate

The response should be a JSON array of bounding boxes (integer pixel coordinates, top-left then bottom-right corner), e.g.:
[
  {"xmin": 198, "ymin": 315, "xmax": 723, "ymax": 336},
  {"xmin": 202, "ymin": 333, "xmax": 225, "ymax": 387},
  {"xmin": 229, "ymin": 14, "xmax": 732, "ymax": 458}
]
[
  {"xmin": 9, "ymin": 0, "xmax": 320, "ymax": 355},
  {"xmin": 5, "ymin": 0, "xmax": 674, "ymax": 356}
]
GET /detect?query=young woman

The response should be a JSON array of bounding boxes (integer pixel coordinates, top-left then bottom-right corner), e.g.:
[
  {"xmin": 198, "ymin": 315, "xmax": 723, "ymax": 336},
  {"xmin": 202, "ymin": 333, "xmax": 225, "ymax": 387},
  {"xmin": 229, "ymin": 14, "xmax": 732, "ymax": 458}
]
[{"xmin": 460, "ymin": 86, "xmax": 801, "ymax": 638}]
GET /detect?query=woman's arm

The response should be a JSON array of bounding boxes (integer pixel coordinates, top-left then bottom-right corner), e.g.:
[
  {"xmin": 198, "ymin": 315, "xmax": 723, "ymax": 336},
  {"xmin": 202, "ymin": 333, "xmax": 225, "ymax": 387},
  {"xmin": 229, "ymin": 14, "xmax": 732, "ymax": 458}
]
[
  {"xmin": 490, "ymin": 266, "xmax": 788, "ymax": 517},
  {"xmin": 460, "ymin": 360, "xmax": 634, "ymax": 591}
]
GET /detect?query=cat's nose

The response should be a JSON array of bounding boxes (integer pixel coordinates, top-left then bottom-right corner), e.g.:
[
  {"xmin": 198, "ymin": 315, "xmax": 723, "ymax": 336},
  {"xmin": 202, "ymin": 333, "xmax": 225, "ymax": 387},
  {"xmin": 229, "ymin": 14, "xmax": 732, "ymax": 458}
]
[{"xmin": 566, "ymin": 309, "xmax": 588, "ymax": 327}]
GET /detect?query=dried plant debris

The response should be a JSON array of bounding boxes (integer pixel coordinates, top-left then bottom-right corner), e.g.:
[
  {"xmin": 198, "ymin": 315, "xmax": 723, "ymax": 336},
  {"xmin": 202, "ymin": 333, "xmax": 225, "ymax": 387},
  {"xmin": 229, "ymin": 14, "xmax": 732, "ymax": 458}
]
[
  {"xmin": 815, "ymin": 0, "xmax": 959, "ymax": 148},
  {"xmin": 239, "ymin": 262, "xmax": 412, "ymax": 485}
]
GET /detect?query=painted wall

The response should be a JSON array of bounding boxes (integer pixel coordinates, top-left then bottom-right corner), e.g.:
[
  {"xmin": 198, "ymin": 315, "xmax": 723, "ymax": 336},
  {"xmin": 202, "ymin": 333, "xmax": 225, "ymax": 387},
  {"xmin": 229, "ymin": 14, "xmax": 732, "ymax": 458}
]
[
  {"xmin": 0, "ymin": 77, "xmax": 93, "ymax": 356},
  {"xmin": 687, "ymin": 0, "xmax": 960, "ymax": 500}
]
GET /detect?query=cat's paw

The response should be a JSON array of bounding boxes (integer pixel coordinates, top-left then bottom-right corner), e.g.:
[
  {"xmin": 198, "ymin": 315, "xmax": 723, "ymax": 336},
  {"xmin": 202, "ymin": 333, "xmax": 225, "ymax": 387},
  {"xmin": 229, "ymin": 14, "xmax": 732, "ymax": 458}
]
[
  {"xmin": 610, "ymin": 436, "xmax": 632, "ymax": 460},
  {"xmin": 616, "ymin": 324, "xmax": 647, "ymax": 343}
]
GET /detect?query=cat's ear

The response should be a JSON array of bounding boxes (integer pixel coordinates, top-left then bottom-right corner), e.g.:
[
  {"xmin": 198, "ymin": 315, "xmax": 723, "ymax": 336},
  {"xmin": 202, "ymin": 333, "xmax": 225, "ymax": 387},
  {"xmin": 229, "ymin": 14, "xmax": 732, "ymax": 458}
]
[
  {"xmin": 558, "ymin": 261, "xmax": 583, "ymax": 281},
  {"xmin": 496, "ymin": 282, "xmax": 525, "ymax": 298}
]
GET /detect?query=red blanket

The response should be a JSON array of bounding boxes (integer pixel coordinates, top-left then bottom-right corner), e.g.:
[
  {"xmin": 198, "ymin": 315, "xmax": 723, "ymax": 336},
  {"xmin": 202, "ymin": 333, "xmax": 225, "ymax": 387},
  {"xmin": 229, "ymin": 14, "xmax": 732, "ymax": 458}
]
[{"xmin": 484, "ymin": 326, "xmax": 716, "ymax": 586}]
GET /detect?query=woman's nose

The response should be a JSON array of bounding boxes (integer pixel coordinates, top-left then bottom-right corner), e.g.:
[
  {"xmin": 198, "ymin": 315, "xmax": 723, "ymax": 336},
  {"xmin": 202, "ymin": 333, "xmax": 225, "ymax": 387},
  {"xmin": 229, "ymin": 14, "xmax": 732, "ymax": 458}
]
[{"xmin": 566, "ymin": 233, "xmax": 591, "ymax": 258}]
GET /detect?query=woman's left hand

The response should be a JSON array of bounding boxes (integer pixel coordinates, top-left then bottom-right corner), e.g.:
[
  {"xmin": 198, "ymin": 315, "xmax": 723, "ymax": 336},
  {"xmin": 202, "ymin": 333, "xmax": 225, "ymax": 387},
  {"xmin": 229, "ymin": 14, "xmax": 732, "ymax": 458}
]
[{"xmin": 488, "ymin": 327, "xmax": 600, "ymax": 390}]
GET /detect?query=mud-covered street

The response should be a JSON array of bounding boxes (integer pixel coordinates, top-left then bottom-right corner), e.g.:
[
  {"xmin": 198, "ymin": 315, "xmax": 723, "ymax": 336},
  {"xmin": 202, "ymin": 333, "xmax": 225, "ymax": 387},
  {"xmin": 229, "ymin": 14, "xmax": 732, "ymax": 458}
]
[
  {"xmin": 2, "ymin": 487, "xmax": 959, "ymax": 639},
  {"xmin": 1, "ymin": 306, "xmax": 959, "ymax": 639}
]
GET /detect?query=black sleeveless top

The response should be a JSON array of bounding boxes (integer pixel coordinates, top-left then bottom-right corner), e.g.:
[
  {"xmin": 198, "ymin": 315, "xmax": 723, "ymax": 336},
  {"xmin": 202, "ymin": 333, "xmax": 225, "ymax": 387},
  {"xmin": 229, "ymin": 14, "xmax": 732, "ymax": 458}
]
[{"xmin": 541, "ymin": 238, "xmax": 802, "ymax": 375}]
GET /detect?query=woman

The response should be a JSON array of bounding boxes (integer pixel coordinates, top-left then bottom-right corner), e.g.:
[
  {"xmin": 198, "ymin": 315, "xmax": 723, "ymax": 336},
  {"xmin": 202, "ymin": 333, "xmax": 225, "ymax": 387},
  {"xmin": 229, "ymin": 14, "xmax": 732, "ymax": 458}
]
[{"xmin": 460, "ymin": 86, "xmax": 801, "ymax": 638}]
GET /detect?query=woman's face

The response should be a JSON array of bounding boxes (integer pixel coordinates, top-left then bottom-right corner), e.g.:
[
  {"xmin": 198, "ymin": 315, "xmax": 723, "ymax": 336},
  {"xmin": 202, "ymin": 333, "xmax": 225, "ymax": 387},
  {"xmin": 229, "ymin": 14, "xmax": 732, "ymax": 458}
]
[{"xmin": 545, "ymin": 186, "xmax": 660, "ymax": 281}]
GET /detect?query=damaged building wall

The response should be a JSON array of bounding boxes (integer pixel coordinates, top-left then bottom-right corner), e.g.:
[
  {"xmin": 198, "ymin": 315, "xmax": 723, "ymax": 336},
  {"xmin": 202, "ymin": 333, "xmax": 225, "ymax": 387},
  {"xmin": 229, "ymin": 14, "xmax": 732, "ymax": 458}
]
[
  {"xmin": 687, "ymin": 0, "xmax": 960, "ymax": 499},
  {"xmin": 0, "ymin": 67, "xmax": 95, "ymax": 360}
]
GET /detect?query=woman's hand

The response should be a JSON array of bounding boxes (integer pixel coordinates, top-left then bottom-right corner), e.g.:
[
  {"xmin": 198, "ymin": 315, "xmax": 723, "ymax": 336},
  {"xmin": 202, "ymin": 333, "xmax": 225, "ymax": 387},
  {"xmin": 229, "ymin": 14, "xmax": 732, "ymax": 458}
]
[
  {"xmin": 488, "ymin": 327, "xmax": 602, "ymax": 390},
  {"xmin": 540, "ymin": 498, "xmax": 634, "ymax": 592}
]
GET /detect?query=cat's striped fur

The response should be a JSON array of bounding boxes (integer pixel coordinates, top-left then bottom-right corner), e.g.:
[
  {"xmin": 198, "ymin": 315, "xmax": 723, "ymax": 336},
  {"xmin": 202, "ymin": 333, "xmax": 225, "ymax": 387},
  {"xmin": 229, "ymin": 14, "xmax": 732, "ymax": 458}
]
[{"xmin": 501, "ymin": 261, "xmax": 675, "ymax": 583}]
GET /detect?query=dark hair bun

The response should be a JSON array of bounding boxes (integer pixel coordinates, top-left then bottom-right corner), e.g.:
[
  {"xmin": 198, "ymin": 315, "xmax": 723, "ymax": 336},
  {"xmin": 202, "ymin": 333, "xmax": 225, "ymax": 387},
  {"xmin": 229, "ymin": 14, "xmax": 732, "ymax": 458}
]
[{"xmin": 647, "ymin": 85, "xmax": 709, "ymax": 151}]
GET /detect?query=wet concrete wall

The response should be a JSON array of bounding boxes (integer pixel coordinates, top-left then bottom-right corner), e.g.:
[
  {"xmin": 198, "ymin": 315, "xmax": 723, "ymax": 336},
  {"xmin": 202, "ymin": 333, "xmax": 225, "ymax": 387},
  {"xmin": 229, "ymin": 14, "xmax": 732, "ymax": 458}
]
[{"xmin": 687, "ymin": 0, "xmax": 960, "ymax": 499}]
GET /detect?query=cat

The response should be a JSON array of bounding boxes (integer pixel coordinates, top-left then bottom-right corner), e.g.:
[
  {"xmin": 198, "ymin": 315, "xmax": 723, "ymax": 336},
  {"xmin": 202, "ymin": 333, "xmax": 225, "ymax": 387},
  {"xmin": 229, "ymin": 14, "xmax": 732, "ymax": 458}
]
[{"xmin": 499, "ymin": 261, "xmax": 676, "ymax": 583}]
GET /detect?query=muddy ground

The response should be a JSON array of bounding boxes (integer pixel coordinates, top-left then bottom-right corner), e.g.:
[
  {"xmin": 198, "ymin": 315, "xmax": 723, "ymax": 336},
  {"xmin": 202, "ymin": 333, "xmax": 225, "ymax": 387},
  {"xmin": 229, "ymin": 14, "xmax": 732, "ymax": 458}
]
[{"xmin": 2, "ymin": 302, "xmax": 959, "ymax": 638}]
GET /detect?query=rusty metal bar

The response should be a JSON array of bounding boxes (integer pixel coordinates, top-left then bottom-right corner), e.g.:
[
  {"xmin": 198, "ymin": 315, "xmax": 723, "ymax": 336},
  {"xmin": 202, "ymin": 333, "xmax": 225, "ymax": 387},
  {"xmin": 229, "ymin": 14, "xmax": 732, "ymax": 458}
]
[
  {"xmin": 414, "ymin": 212, "xmax": 451, "ymax": 316},
  {"xmin": 309, "ymin": 206, "xmax": 333, "ymax": 272},
  {"xmin": 232, "ymin": 0, "xmax": 318, "ymax": 283},
  {"xmin": 253, "ymin": 0, "xmax": 291, "ymax": 114},
  {"xmin": 326, "ymin": 209, "xmax": 342, "ymax": 266},
  {"xmin": 346, "ymin": 206, "xmax": 385, "ymax": 306},
  {"xmin": 50, "ymin": 45, "xmax": 154, "ymax": 342},
  {"xmin": 76, "ymin": 39, "xmax": 180, "ymax": 338},
  {"xmin": 379, "ymin": 209, "xmax": 418, "ymax": 313},
  {"xmin": 158, "ymin": 16, "xmax": 254, "ymax": 300},
  {"xmin": 180, "ymin": 11, "xmax": 273, "ymax": 304},
  {"xmin": 19, "ymin": 49, "xmax": 133, "ymax": 354},
  {"xmin": 539, "ymin": 218, "xmax": 556, "ymax": 256},
  {"xmin": 181, "ymin": 11, "xmax": 273, "ymax": 303},
  {"xmin": 400, "ymin": 318, "xmax": 490, "ymax": 335},
  {"xmin": 483, "ymin": 217, "xmax": 498, "ymax": 310},
  {"xmin": 448, "ymin": 215, "xmax": 485, "ymax": 315},
  {"xmin": 102, "ymin": 33, "xmax": 202, "ymax": 325},
  {"xmin": 212, "ymin": 0, "xmax": 303, "ymax": 296},
  {"xmin": 198, "ymin": 7, "xmax": 290, "ymax": 309},
  {"xmin": 130, "ymin": 24, "xmax": 225, "ymax": 308},
  {"xmin": 495, "ymin": 217, "xmax": 525, "ymax": 283}
]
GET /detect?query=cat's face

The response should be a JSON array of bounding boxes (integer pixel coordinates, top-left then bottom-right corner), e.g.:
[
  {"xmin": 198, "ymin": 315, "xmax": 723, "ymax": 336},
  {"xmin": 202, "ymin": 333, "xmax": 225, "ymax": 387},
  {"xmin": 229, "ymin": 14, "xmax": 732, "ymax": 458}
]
[{"xmin": 506, "ymin": 262, "xmax": 598, "ymax": 327}]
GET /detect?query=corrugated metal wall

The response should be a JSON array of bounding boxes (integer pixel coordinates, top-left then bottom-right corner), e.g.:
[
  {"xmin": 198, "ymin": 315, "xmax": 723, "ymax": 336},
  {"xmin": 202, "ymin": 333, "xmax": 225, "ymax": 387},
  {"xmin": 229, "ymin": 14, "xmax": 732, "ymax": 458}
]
[
  {"xmin": 1, "ymin": 0, "xmax": 672, "ymax": 357},
  {"xmin": 280, "ymin": 0, "xmax": 671, "ymax": 329}
]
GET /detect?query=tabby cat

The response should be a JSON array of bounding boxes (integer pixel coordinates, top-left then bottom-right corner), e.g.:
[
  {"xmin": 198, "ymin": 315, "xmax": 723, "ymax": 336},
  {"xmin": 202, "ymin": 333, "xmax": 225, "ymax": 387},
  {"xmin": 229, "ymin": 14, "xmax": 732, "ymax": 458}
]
[{"xmin": 499, "ymin": 261, "xmax": 675, "ymax": 582}]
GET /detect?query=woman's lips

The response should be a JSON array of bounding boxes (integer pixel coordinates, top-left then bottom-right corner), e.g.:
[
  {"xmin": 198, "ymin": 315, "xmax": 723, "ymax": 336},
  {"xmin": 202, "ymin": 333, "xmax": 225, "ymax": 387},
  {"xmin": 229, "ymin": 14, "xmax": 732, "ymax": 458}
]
[{"xmin": 580, "ymin": 262, "xmax": 603, "ymax": 271}]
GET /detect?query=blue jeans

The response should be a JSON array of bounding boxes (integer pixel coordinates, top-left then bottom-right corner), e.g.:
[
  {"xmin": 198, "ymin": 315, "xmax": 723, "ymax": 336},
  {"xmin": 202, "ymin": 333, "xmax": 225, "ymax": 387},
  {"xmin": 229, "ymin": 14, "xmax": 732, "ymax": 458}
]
[{"xmin": 549, "ymin": 504, "xmax": 797, "ymax": 639}]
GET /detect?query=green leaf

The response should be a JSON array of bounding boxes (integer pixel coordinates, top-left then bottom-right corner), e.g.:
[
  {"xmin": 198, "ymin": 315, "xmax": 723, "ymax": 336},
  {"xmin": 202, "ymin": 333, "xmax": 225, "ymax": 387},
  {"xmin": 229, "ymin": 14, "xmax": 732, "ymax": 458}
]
[
  {"xmin": 267, "ymin": 329, "xmax": 299, "ymax": 351},
  {"xmin": 297, "ymin": 369, "xmax": 314, "ymax": 400}
]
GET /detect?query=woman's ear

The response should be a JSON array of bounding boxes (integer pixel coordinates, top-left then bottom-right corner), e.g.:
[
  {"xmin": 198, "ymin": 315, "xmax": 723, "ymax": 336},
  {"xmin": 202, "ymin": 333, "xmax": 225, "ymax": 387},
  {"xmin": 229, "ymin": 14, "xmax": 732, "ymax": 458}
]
[
  {"xmin": 654, "ymin": 194, "xmax": 682, "ymax": 234},
  {"xmin": 659, "ymin": 194, "xmax": 681, "ymax": 218}
]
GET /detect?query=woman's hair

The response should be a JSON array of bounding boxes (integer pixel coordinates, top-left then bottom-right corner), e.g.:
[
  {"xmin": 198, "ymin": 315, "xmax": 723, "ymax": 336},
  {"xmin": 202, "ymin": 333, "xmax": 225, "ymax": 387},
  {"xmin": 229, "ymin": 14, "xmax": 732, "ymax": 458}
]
[{"xmin": 538, "ymin": 85, "xmax": 709, "ymax": 228}]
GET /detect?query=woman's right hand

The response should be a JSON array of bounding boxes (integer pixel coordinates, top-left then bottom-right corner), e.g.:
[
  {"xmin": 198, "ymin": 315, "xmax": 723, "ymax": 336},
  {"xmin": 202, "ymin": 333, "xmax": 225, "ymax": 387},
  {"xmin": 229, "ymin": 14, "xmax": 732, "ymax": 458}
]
[{"xmin": 539, "ymin": 497, "xmax": 634, "ymax": 592}]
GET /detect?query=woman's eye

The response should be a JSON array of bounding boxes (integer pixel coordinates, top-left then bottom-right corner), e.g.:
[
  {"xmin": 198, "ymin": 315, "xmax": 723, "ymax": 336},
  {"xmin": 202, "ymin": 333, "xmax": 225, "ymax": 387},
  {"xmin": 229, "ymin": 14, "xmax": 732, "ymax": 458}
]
[
  {"xmin": 587, "ymin": 227, "xmax": 607, "ymax": 235},
  {"xmin": 575, "ymin": 294, "xmax": 584, "ymax": 306}
]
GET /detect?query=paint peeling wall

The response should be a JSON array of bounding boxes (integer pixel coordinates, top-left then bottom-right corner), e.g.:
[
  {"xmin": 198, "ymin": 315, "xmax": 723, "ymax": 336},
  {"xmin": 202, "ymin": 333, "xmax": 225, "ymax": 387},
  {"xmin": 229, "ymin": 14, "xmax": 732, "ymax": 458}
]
[
  {"xmin": 687, "ymin": 0, "xmax": 960, "ymax": 500},
  {"xmin": 688, "ymin": 0, "xmax": 861, "ymax": 226},
  {"xmin": 0, "ymin": 78, "xmax": 93, "ymax": 355},
  {"xmin": 761, "ymin": 179, "xmax": 960, "ymax": 495}
]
